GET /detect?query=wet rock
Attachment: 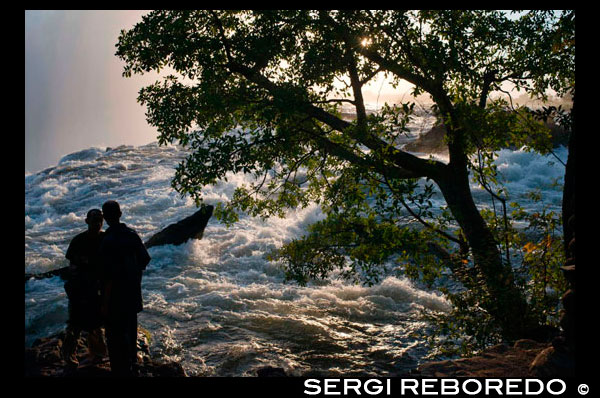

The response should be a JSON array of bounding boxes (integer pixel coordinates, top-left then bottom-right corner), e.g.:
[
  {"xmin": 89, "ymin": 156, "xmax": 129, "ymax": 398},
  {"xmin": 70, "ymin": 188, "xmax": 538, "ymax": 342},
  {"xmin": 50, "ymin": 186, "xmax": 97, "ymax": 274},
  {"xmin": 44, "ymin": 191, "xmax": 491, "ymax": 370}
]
[
  {"xmin": 143, "ymin": 361, "xmax": 186, "ymax": 377},
  {"xmin": 529, "ymin": 344, "xmax": 575, "ymax": 378},
  {"xmin": 256, "ymin": 366, "xmax": 288, "ymax": 377},
  {"xmin": 403, "ymin": 124, "xmax": 448, "ymax": 155},
  {"xmin": 415, "ymin": 340, "xmax": 549, "ymax": 378},
  {"xmin": 403, "ymin": 119, "xmax": 569, "ymax": 155},
  {"xmin": 24, "ymin": 326, "xmax": 186, "ymax": 377},
  {"xmin": 25, "ymin": 267, "xmax": 70, "ymax": 282},
  {"xmin": 144, "ymin": 205, "xmax": 214, "ymax": 248}
]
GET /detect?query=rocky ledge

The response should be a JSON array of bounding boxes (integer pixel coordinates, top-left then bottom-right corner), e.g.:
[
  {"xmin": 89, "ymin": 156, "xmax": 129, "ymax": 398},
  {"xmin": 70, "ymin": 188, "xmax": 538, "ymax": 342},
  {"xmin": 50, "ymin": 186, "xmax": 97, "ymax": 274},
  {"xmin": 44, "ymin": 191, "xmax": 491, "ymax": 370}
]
[
  {"xmin": 24, "ymin": 327, "xmax": 186, "ymax": 377},
  {"xmin": 25, "ymin": 333, "xmax": 574, "ymax": 378},
  {"xmin": 412, "ymin": 338, "xmax": 574, "ymax": 378},
  {"xmin": 252, "ymin": 339, "xmax": 571, "ymax": 378},
  {"xmin": 24, "ymin": 328, "xmax": 286, "ymax": 377},
  {"xmin": 403, "ymin": 120, "xmax": 569, "ymax": 155}
]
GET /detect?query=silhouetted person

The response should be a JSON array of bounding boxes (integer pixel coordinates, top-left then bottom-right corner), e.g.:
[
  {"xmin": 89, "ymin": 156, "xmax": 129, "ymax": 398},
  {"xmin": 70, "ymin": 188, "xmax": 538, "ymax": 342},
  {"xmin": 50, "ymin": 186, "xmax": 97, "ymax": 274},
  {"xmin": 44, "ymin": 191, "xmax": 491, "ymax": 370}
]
[
  {"xmin": 99, "ymin": 200, "xmax": 150, "ymax": 376},
  {"xmin": 62, "ymin": 209, "xmax": 108, "ymax": 370}
]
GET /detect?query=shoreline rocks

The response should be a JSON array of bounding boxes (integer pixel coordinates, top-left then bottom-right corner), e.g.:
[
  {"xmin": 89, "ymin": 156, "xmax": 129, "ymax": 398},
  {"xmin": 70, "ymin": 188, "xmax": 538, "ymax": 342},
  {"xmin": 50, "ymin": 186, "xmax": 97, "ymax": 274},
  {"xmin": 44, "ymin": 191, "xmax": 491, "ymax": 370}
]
[
  {"xmin": 413, "ymin": 339, "xmax": 551, "ymax": 378},
  {"xmin": 25, "ymin": 331, "xmax": 569, "ymax": 378},
  {"xmin": 24, "ymin": 327, "xmax": 186, "ymax": 377}
]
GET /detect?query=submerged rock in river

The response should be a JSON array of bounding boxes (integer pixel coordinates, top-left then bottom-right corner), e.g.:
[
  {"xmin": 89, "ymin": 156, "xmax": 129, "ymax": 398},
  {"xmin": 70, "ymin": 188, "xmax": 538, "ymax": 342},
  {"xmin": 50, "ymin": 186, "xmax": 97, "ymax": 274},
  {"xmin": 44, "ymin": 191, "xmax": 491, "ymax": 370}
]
[
  {"xmin": 403, "ymin": 119, "xmax": 569, "ymax": 155},
  {"xmin": 144, "ymin": 205, "xmax": 213, "ymax": 248}
]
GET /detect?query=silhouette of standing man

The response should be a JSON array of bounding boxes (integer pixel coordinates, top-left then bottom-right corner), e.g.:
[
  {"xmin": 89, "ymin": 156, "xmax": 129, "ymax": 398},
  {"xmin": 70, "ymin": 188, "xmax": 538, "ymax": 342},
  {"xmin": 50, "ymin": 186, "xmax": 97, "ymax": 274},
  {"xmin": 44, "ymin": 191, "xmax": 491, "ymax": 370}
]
[
  {"xmin": 99, "ymin": 200, "xmax": 150, "ymax": 376},
  {"xmin": 62, "ymin": 208, "xmax": 108, "ymax": 370}
]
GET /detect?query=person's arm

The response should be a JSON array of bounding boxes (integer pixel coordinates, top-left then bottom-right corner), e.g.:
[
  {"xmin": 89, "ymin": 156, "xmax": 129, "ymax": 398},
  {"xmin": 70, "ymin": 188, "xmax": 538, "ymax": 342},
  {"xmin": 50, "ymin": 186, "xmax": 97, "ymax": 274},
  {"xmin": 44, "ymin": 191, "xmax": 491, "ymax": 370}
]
[
  {"xmin": 68, "ymin": 260, "xmax": 78, "ymax": 274},
  {"xmin": 67, "ymin": 255, "xmax": 89, "ymax": 273},
  {"xmin": 136, "ymin": 234, "xmax": 151, "ymax": 270},
  {"xmin": 65, "ymin": 238, "xmax": 79, "ymax": 277},
  {"xmin": 65, "ymin": 238, "xmax": 82, "ymax": 295}
]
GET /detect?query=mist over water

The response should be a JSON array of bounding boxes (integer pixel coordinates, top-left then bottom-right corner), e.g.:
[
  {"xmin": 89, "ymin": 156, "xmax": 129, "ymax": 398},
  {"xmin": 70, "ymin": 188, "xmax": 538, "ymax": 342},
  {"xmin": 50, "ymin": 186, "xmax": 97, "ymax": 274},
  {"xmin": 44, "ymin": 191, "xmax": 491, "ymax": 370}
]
[{"xmin": 25, "ymin": 122, "xmax": 567, "ymax": 376}]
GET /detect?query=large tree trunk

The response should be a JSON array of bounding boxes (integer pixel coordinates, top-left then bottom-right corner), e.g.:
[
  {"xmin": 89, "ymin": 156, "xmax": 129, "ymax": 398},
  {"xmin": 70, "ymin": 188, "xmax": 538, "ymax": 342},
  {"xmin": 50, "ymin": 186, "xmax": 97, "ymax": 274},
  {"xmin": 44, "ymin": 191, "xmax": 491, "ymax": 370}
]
[
  {"xmin": 562, "ymin": 99, "xmax": 575, "ymax": 259},
  {"xmin": 435, "ymin": 165, "xmax": 536, "ymax": 341}
]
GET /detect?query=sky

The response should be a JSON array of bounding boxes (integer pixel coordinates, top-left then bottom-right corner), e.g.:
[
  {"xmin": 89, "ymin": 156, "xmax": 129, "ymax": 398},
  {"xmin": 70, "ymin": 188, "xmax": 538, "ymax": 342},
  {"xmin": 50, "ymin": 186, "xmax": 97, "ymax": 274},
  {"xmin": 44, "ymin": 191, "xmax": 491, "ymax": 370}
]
[
  {"xmin": 25, "ymin": 10, "xmax": 418, "ymax": 174},
  {"xmin": 25, "ymin": 10, "xmax": 570, "ymax": 174},
  {"xmin": 25, "ymin": 10, "xmax": 165, "ymax": 173}
]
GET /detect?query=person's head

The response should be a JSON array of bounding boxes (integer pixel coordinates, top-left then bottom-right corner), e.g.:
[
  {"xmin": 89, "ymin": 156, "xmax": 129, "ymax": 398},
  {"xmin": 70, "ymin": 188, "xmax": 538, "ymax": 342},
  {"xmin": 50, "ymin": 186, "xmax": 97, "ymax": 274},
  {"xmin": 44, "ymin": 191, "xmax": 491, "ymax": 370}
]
[
  {"xmin": 102, "ymin": 200, "xmax": 122, "ymax": 227},
  {"xmin": 85, "ymin": 208, "xmax": 103, "ymax": 234}
]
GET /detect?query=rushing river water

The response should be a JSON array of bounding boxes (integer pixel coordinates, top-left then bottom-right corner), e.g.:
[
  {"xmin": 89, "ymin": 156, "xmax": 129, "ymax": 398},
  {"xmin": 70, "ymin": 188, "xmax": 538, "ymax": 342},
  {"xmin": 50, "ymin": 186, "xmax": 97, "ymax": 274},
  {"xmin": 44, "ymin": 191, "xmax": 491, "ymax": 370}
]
[{"xmin": 25, "ymin": 120, "xmax": 566, "ymax": 376}]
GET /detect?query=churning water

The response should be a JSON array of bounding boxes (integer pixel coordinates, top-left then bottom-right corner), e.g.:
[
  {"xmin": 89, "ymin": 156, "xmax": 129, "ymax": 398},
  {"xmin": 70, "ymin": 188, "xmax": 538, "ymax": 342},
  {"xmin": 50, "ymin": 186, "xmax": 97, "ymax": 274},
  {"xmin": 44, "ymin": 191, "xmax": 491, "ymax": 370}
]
[{"xmin": 25, "ymin": 120, "xmax": 566, "ymax": 376}]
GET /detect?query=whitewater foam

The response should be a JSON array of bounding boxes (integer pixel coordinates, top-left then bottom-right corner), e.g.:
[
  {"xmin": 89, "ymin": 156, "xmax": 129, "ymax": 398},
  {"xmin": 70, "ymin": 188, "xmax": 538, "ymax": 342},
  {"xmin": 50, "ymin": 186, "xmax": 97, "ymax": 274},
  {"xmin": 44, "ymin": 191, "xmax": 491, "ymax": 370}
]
[{"xmin": 24, "ymin": 140, "xmax": 566, "ymax": 376}]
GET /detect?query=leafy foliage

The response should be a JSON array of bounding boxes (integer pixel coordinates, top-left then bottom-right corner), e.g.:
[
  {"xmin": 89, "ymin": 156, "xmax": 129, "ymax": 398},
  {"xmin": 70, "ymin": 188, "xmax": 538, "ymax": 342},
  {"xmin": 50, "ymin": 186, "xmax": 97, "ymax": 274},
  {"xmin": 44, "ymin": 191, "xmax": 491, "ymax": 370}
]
[
  {"xmin": 421, "ymin": 191, "xmax": 568, "ymax": 358},
  {"xmin": 116, "ymin": 10, "xmax": 574, "ymax": 349}
]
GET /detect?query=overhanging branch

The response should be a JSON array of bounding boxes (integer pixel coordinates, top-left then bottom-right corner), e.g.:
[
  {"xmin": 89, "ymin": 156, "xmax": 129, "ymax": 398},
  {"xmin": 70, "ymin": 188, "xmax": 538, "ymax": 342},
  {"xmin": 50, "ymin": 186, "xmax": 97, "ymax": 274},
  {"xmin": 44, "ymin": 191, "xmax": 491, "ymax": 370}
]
[{"xmin": 227, "ymin": 62, "xmax": 446, "ymax": 180}]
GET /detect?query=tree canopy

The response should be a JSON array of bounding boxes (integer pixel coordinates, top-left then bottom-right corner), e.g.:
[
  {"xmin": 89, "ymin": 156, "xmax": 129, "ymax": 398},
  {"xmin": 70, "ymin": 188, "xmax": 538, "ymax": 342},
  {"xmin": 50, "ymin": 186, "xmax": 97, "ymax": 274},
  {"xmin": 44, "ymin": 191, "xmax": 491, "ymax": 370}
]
[{"xmin": 117, "ymin": 10, "xmax": 574, "ymax": 345}]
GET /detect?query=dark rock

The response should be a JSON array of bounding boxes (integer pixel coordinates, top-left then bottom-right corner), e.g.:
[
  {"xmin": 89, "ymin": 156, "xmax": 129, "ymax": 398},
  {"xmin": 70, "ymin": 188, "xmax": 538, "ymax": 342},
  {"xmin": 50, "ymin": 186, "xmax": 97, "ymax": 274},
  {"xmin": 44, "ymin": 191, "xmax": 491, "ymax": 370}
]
[
  {"xmin": 417, "ymin": 341, "xmax": 550, "ymax": 378},
  {"xmin": 24, "ymin": 326, "xmax": 186, "ymax": 377},
  {"xmin": 256, "ymin": 366, "xmax": 288, "ymax": 377},
  {"xmin": 513, "ymin": 339, "xmax": 548, "ymax": 351},
  {"xmin": 546, "ymin": 120, "xmax": 570, "ymax": 148},
  {"xmin": 144, "ymin": 205, "xmax": 214, "ymax": 248},
  {"xmin": 484, "ymin": 343, "xmax": 510, "ymax": 354},
  {"xmin": 529, "ymin": 345, "xmax": 575, "ymax": 378},
  {"xmin": 143, "ymin": 361, "xmax": 187, "ymax": 377},
  {"xmin": 25, "ymin": 266, "xmax": 70, "ymax": 283},
  {"xmin": 403, "ymin": 124, "xmax": 449, "ymax": 155},
  {"xmin": 403, "ymin": 119, "xmax": 569, "ymax": 156}
]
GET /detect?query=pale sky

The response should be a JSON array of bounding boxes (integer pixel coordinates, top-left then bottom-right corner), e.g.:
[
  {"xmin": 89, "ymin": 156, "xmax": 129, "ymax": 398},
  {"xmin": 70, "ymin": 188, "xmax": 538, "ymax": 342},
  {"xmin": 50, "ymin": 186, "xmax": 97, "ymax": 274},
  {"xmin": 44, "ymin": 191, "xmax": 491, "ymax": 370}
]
[
  {"xmin": 24, "ymin": 10, "xmax": 413, "ymax": 174},
  {"xmin": 25, "ymin": 10, "xmax": 164, "ymax": 173},
  {"xmin": 25, "ymin": 10, "xmax": 567, "ymax": 174}
]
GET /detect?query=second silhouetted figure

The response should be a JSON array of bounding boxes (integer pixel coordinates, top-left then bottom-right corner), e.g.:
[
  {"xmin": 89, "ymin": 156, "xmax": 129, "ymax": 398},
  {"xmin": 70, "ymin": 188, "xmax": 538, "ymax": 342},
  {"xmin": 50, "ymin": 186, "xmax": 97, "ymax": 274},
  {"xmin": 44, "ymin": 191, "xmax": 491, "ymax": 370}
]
[{"xmin": 99, "ymin": 200, "xmax": 151, "ymax": 376}]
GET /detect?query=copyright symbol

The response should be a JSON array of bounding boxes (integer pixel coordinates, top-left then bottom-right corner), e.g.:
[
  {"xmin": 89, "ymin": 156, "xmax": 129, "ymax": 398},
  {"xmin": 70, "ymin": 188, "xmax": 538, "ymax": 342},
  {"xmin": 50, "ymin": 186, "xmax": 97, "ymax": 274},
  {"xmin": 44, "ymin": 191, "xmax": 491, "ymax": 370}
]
[{"xmin": 578, "ymin": 384, "xmax": 589, "ymax": 395}]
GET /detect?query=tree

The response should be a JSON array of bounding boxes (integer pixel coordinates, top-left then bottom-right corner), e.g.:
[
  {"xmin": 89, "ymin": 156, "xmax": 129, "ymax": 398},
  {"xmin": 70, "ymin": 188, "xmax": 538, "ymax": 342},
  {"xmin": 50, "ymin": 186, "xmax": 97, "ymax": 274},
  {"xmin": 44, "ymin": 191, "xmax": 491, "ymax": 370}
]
[{"xmin": 116, "ymin": 10, "xmax": 574, "ymax": 343}]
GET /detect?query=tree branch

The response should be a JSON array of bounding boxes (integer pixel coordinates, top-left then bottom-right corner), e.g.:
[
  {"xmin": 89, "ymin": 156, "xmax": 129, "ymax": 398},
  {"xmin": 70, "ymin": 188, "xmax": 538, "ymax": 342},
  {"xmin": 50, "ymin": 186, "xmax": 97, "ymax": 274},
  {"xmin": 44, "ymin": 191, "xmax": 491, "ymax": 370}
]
[
  {"xmin": 479, "ymin": 69, "xmax": 498, "ymax": 108},
  {"xmin": 344, "ymin": 40, "xmax": 368, "ymax": 128},
  {"xmin": 380, "ymin": 171, "xmax": 466, "ymax": 247},
  {"xmin": 226, "ymin": 61, "xmax": 446, "ymax": 179},
  {"xmin": 300, "ymin": 125, "xmax": 424, "ymax": 180},
  {"xmin": 359, "ymin": 66, "xmax": 383, "ymax": 86},
  {"xmin": 209, "ymin": 11, "xmax": 233, "ymax": 63},
  {"xmin": 312, "ymin": 98, "xmax": 356, "ymax": 106}
]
